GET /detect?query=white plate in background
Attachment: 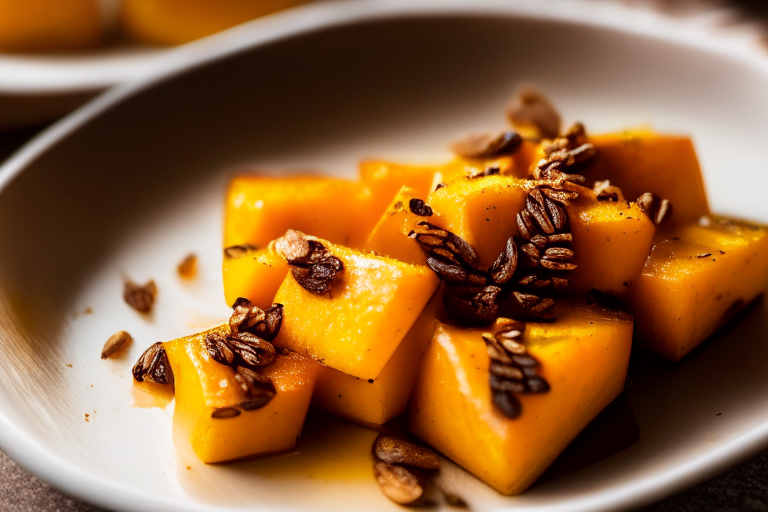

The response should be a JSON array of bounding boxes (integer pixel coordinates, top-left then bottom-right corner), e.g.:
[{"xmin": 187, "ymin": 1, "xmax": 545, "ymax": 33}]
[{"xmin": 1, "ymin": 1, "xmax": 768, "ymax": 511}]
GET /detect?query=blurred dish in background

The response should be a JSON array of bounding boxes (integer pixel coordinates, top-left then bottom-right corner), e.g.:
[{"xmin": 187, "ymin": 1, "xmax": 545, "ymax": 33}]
[
  {"xmin": 0, "ymin": 0, "xmax": 312, "ymax": 129},
  {"xmin": 0, "ymin": 0, "xmax": 105, "ymax": 52},
  {"xmin": 121, "ymin": 0, "xmax": 310, "ymax": 45}
]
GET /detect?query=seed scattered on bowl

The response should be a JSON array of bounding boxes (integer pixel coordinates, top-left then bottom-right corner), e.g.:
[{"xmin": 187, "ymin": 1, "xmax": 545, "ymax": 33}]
[
  {"xmin": 101, "ymin": 331, "xmax": 132, "ymax": 359},
  {"xmin": 123, "ymin": 279, "xmax": 157, "ymax": 313}
]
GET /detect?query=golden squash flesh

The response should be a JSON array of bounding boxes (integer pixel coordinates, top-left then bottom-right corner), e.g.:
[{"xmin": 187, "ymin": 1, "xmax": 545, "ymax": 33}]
[
  {"xmin": 273, "ymin": 242, "xmax": 440, "ymax": 380},
  {"xmin": 164, "ymin": 326, "xmax": 319, "ymax": 463},
  {"xmin": 409, "ymin": 302, "xmax": 633, "ymax": 495},
  {"xmin": 629, "ymin": 217, "xmax": 768, "ymax": 361}
]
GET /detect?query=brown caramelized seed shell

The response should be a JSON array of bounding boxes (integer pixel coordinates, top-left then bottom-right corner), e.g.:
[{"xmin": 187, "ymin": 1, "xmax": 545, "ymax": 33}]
[
  {"xmin": 123, "ymin": 279, "xmax": 156, "ymax": 313},
  {"xmin": 132, "ymin": 342, "xmax": 173, "ymax": 385},
  {"xmin": 506, "ymin": 87, "xmax": 561, "ymax": 140},
  {"xmin": 211, "ymin": 407, "xmax": 241, "ymax": 419},
  {"xmin": 408, "ymin": 198, "xmax": 433, "ymax": 217},
  {"xmin": 373, "ymin": 436, "xmax": 440, "ymax": 470},
  {"xmin": 224, "ymin": 244, "xmax": 258, "ymax": 259},
  {"xmin": 373, "ymin": 460, "xmax": 431, "ymax": 506},
  {"xmin": 450, "ymin": 130, "xmax": 523, "ymax": 159},
  {"xmin": 101, "ymin": 331, "xmax": 132, "ymax": 359}
]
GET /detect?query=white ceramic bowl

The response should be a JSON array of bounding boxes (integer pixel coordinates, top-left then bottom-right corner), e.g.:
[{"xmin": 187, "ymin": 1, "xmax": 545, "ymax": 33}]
[{"xmin": 2, "ymin": 1, "xmax": 768, "ymax": 511}]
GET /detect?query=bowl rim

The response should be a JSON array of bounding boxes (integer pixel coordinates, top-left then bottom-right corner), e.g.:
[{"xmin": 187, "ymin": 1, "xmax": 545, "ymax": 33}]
[{"xmin": 1, "ymin": 1, "xmax": 768, "ymax": 511}]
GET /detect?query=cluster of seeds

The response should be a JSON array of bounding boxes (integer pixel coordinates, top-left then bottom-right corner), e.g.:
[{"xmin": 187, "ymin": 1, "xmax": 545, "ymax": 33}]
[
  {"xmin": 275, "ymin": 229, "xmax": 344, "ymax": 295},
  {"xmin": 204, "ymin": 298, "xmax": 283, "ymax": 417},
  {"xmin": 482, "ymin": 318, "xmax": 549, "ymax": 418},
  {"xmin": 131, "ymin": 297, "xmax": 284, "ymax": 418},
  {"xmin": 509, "ymin": 125, "xmax": 597, "ymax": 318},
  {"xmin": 408, "ymin": 220, "xmax": 510, "ymax": 323}
]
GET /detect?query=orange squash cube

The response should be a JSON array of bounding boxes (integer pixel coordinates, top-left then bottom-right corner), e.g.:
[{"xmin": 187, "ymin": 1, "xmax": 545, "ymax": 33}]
[
  {"xmin": 164, "ymin": 326, "xmax": 320, "ymax": 463},
  {"xmin": 224, "ymin": 174, "xmax": 366, "ymax": 249},
  {"xmin": 569, "ymin": 200, "xmax": 656, "ymax": 295},
  {"xmin": 312, "ymin": 293, "xmax": 441, "ymax": 425},
  {"xmin": 426, "ymin": 175, "xmax": 528, "ymax": 267},
  {"xmin": 363, "ymin": 186, "xmax": 430, "ymax": 266},
  {"xmin": 409, "ymin": 302, "xmax": 633, "ymax": 495},
  {"xmin": 629, "ymin": 216, "xmax": 768, "ymax": 361},
  {"xmin": 222, "ymin": 243, "xmax": 288, "ymax": 310},
  {"xmin": 359, "ymin": 160, "xmax": 437, "ymax": 211},
  {"xmin": 584, "ymin": 131, "xmax": 710, "ymax": 224},
  {"xmin": 273, "ymin": 242, "xmax": 440, "ymax": 380}
]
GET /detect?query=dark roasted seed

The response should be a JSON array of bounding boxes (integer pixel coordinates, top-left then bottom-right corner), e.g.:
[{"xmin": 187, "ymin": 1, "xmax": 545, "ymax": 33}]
[
  {"xmin": 373, "ymin": 460, "xmax": 432, "ymax": 506},
  {"xmin": 637, "ymin": 192, "xmax": 673, "ymax": 225},
  {"xmin": 540, "ymin": 259, "xmax": 578, "ymax": 271},
  {"xmin": 490, "ymin": 362, "xmax": 524, "ymax": 380},
  {"xmin": 517, "ymin": 209, "xmax": 535, "ymax": 240},
  {"xmin": 544, "ymin": 197, "xmax": 568, "ymax": 230},
  {"xmin": 123, "ymin": 279, "xmax": 156, "ymax": 313},
  {"xmin": 426, "ymin": 257, "xmax": 467, "ymax": 283},
  {"xmin": 205, "ymin": 332, "xmax": 236, "ymax": 366},
  {"xmin": 490, "ymin": 237, "xmax": 518, "ymax": 284},
  {"xmin": 526, "ymin": 378, "xmax": 550, "ymax": 393},
  {"xmin": 132, "ymin": 342, "xmax": 173, "ymax": 385},
  {"xmin": 101, "ymin": 331, "xmax": 132, "ymax": 359},
  {"xmin": 240, "ymin": 397, "xmax": 273, "ymax": 411},
  {"xmin": 527, "ymin": 194, "xmax": 555, "ymax": 234},
  {"xmin": 450, "ymin": 130, "xmax": 523, "ymax": 159},
  {"xmin": 211, "ymin": 407, "xmax": 241, "ymax": 419},
  {"xmin": 443, "ymin": 286, "xmax": 501, "ymax": 323},
  {"xmin": 543, "ymin": 247, "xmax": 575, "ymax": 261},
  {"xmin": 492, "ymin": 390, "xmax": 521, "ymax": 419},
  {"xmin": 511, "ymin": 354, "xmax": 539, "ymax": 367},
  {"xmin": 409, "ymin": 198, "xmax": 433, "ymax": 217},
  {"xmin": 506, "ymin": 88, "xmax": 561, "ymax": 140},
  {"xmin": 489, "ymin": 374, "xmax": 526, "ymax": 393},
  {"xmin": 373, "ymin": 435, "xmax": 440, "ymax": 470},
  {"xmin": 227, "ymin": 333, "xmax": 277, "ymax": 368},
  {"xmin": 235, "ymin": 366, "xmax": 276, "ymax": 398},
  {"xmin": 224, "ymin": 243, "xmax": 258, "ymax": 259}
]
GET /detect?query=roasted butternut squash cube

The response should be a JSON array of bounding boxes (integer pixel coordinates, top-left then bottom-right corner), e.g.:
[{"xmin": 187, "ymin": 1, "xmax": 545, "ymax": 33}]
[
  {"xmin": 427, "ymin": 176, "xmax": 655, "ymax": 293},
  {"xmin": 629, "ymin": 216, "xmax": 768, "ymax": 361},
  {"xmin": 121, "ymin": 0, "xmax": 308, "ymax": 45},
  {"xmin": 409, "ymin": 302, "xmax": 633, "ymax": 495},
  {"xmin": 363, "ymin": 186, "xmax": 430, "ymax": 266},
  {"xmin": 222, "ymin": 243, "xmax": 288, "ymax": 310},
  {"xmin": 359, "ymin": 160, "xmax": 437, "ymax": 210},
  {"xmin": 274, "ymin": 243, "xmax": 440, "ymax": 379},
  {"xmin": 164, "ymin": 326, "xmax": 319, "ymax": 464},
  {"xmin": 224, "ymin": 174, "xmax": 366, "ymax": 249},
  {"xmin": 312, "ymin": 293, "xmax": 441, "ymax": 425},
  {"xmin": 569, "ymin": 200, "xmax": 656, "ymax": 295},
  {"xmin": 583, "ymin": 131, "xmax": 710, "ymax": 224},
  {"xmin": 426, "ymin": 176, "xmax": 528, "ymax": 267},
  {"xmin": 0, "ymin": 0, "xmax": 102, "ymax": 52}
]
